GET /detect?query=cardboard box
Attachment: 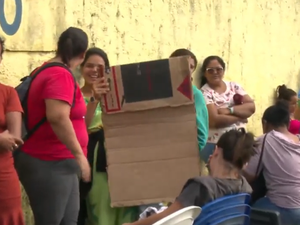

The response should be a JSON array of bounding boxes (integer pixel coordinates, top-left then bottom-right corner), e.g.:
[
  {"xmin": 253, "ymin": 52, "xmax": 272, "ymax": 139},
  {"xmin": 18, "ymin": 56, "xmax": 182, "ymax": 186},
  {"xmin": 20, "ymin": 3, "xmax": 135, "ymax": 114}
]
[{"xmin": 101, "ymin": 57, "xmax": 200, "ymax": 207}]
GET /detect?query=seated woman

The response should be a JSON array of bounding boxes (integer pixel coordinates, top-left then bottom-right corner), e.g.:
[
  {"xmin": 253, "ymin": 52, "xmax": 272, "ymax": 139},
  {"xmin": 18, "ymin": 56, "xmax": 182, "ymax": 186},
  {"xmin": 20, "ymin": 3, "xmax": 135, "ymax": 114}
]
[
  {"xmin": 243, "ymin": 101, "xmax": 300, "ymax": 225},
  {"xmin": 123, "ymin": 129, "xmax": 254, "ymax": 225},
  {"xmin": 199, "ymin": 56, "xmax": 255, "ymax": 163},
  {"xmin": 276, "ymin": 84, "xmax": 300, "ymax": 134}
]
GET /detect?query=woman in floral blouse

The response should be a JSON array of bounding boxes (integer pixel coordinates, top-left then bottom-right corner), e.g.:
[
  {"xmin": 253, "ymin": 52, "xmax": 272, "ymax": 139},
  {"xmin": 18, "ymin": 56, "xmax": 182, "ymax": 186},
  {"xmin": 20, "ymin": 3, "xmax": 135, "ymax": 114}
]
[{"xmin": 199, "ymin": 55, "xmax": 255, "ymax": 163}]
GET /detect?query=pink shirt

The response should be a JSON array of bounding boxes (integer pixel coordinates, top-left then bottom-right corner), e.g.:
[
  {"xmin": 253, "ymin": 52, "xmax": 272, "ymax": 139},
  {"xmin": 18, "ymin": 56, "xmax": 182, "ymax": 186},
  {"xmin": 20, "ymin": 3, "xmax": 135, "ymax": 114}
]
[
  {"xmin": 245, "ymin": 130, "xmax": 300, "ymax": 208},
  {"xmin": 289, "ymin": 119, "xmax": 300, "ymax": 135}
]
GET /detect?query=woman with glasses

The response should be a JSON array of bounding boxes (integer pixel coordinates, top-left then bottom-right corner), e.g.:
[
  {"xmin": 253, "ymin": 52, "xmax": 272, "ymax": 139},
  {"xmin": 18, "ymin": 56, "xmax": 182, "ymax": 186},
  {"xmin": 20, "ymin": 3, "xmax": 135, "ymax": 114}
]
[{"xmin": 199, "ymin": 56, "xmax": 255, "ymax": 163}]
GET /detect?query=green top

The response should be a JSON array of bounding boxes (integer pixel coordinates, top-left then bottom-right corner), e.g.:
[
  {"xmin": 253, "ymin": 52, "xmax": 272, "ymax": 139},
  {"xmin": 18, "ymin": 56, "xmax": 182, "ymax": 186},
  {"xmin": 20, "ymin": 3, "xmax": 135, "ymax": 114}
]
[
  {"xmin": 84, "ymin": 96, "xmax": 103, "ymax": 132},
  {"xmin": 193, "ymin": 85, "xmax": 209, "ymax": 151}
]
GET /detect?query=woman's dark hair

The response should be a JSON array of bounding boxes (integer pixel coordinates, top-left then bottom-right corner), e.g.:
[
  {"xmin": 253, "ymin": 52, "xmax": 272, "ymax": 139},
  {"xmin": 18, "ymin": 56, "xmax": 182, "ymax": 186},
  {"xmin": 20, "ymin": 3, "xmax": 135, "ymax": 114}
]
[
  {"xmin": 80, "ymin": 47, "xmax": 110, "ymax": 68},
  {"xmin": 262, "ymin": 100, "xmax": 290, "ymax": 127},
  {"xmin": 169, "ymin": 48, "xmax": 198, "ymax": 66},
  {"xmin": 276, "ymin": 84, "xmax": 296, "ymax": 101},
  {"xmin": 217, "ymin": 128, "xmax": 256, "ymax": 170},
  {"xmin": 199, "ymin": 56, "xmax": 226, "ymax": 87},
  {"xmin": 0, "ymin": 36, "xmax": 4, "ymax": 56},
  {"xmin": 56, "ymin": 27, "xmax": 88, "ymax": 66}
]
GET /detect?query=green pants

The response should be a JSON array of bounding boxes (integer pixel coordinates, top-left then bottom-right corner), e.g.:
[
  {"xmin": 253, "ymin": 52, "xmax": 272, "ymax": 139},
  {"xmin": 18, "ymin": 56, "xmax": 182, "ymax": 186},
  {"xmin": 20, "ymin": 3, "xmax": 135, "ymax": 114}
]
[{"xmin": 86, "ymin": 143, "xmax": 139, "ymax": 225}]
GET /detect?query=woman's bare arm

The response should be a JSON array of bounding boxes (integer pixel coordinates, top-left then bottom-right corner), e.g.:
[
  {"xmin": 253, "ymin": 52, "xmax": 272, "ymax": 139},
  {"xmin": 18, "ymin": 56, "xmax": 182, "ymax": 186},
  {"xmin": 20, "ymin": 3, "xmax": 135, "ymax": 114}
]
[
  {"xmin": 242, "ymin": 170, "xmax": 256, "ymax": 183},
  {"xmin": 218, "ymin": 95, "xmax": 255, "ymax": 119},
  {"xmin": 124, "ymin": 201, "xmax": 183, "ymax": 225},
  {"xmin": 45, "ymin": 99, "xmax": 84, "ymax": 158},
  {"xmin": 207, "ymin": 104, "xmax": 243, "ymax": 129},
  {"xmin": 6, "ymin": 112, "xmax": 22, "ymax": 138}
]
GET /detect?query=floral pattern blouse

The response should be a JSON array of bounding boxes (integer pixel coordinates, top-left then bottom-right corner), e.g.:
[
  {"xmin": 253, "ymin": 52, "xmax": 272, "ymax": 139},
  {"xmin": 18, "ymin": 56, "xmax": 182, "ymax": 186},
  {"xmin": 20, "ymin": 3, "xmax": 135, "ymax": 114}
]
[{"xmin": 201, "ymin": 81, "xmax": 247, "ymax": 143}]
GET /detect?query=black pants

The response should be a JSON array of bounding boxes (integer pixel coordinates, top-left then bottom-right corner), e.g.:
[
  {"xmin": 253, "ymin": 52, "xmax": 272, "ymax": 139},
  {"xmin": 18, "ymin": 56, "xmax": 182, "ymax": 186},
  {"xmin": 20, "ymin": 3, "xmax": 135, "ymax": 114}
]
[
  {"xmin": 15, "ymin": 151, "xmax": 80, "ymax": 225},
  {"xmin": 77, "ymin": 129, "xmax": 107, "ymax": 225},
  {"xmin": 77, "ymin": 199, "xmax": 87, "ymax": 225}
]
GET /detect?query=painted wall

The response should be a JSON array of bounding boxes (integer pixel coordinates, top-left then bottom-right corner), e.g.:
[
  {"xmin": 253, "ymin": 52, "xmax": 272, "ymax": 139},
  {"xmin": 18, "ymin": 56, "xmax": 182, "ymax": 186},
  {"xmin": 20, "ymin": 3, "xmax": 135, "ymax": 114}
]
[{"xmin": 1, "ymin": 0, "xmax": 300, "ymax": 135}]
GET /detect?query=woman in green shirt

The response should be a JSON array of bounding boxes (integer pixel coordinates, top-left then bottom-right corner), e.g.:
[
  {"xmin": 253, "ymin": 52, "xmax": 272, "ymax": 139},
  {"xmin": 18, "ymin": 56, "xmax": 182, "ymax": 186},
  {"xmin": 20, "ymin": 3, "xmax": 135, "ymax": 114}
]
[
  {"xmin": 169, "ymin": 49, "xmax": 209, "ymax": 176},
  {"xmin": 169, "ymin": 49, "xmax": 209, "ymax": 152},
  {"xmin": 79, "ymin": 48, "xmax": 139, "ymax": 225}
]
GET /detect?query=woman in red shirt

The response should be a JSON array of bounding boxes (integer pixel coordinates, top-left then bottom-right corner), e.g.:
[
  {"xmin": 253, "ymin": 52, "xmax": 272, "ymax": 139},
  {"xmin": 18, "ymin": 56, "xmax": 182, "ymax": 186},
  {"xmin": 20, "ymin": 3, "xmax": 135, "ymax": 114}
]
[
  {"xmin": 276, "ymin": 84, "xmax": 300, "ymax": 134},
  {"xmin": 0, "ymin": 37, "xmax": 25, "ymax": 225},
  {"xmin": 14, "ymin": 27, "xmax": 97, "ymax": 225}
]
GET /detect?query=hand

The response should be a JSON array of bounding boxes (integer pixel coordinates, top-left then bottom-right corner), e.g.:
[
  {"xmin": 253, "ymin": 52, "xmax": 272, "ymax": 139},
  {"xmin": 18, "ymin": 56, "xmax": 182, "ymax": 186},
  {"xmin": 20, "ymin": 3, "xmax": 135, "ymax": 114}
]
[
  {"xmin": 243, "ymin": 163, "xmax": 248, "ymax": 170},
  {"xmin": 240, "ymin": 118, "xmax": 248, "ymax": 123},
  {"xmin": 123, "ymin": 223, "xmax": 133, "ymax": 225},
  {"xmin": 0, "ymin": 130, "xmax": 23, "ymax": 151},
  {"xmin": 92, "ymin": 77, "xmax": 110, "ymax": 100},
  {"xmin": 218, "ymin": 108, "xmax": 230, "ymax": 115},
  {"xmin": 76, "ymin": 155, "xmax": 91, "ymax": 182}
]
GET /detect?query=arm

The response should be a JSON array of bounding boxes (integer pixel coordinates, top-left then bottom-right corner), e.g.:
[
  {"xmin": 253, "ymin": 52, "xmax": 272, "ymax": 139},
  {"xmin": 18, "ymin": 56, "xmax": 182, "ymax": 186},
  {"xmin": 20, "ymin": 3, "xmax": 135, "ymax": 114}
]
[
  {"xmin": 232, "ymin": 95, "xmax": 255, "ymax": 118},
  {"xmin": 85, "ymin": 77, "xmax": 109, "ymax": 128},
  {"xmin": 219, "ymin": 83, "xmax": 255, "ymax": 119},
  {"xmin": 219, "ymin": 95, "xmax": 255, "ymax": 119},
  {"xmin": 43, "ymin": 72, "xmax": 84, "ymax": 158},
  {"xmin": 201, "ymin": 89, "xmax": 243, "ymax": 129},
  {"xmin": 124, "ymin": 180, "xmax": 202, "ymax": 225},
  {"xmin": 46, "ymin": 99, "xmax": 84, "ymax": 158},
  {"xmin": 207, "ymin": 104, "xmax": 243, "ymax": 128},
  {"xmin": 5, "ymin": 87, "xmax": 23, "ymax": 138},
  {"xmin": 126, "ymin": 201, "xmax": 183, "ymax": 225},
  {"xmin": 242, "ymin": 140, "xmax": 262, "ymax": 183},
  {"xmin": 193, "ymin": 86, "xmax": 209, "ymax": 150}
]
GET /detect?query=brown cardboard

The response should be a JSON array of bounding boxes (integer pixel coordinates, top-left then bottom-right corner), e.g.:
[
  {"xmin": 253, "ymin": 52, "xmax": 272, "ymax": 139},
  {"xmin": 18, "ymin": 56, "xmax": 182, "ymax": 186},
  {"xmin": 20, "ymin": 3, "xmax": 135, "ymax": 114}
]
[
  {"xmin": 101, "ymin": 57, "xmax": 200, "ymax": 207},
  {"xmin": 101, "ymin": 57, "xmax": 194, "ymax": 114}
]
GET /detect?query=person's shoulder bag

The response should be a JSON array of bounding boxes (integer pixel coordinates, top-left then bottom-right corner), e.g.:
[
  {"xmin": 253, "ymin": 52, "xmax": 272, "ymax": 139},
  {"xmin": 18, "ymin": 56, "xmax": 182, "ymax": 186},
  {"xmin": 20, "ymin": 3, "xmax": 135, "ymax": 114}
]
[{"xmin": 249, "ymin": 133, "xmax": 268, "ymax": 205}]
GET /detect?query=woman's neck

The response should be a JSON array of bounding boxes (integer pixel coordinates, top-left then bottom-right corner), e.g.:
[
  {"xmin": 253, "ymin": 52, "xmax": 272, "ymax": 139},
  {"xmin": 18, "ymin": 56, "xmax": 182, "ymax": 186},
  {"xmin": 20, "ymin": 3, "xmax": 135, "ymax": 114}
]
[
  {"xmin": 208, "ymin": 81, "xmax": 226, "ymax": 93},
  {"xmin": 81, "ymin": 84, "xmax": 93, "ymax": 97},
  {"xmin": 273, "ymin": 126, "xmax": 289, "ymax": 134},
  {"xmin": 48, "ymin": 57, "xmax": 64, "ymax": 65},
  {"xmin": 210, "ymin": 164, "xmax": 239, "ymax": 179}
]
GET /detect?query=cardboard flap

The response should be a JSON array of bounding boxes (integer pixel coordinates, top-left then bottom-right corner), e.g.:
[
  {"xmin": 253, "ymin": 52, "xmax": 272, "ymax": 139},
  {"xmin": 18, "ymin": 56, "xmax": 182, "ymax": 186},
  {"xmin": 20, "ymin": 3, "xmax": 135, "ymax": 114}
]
[{"xmin": 101, "ymin": 57, "xmax": 193, "ymax": 114}]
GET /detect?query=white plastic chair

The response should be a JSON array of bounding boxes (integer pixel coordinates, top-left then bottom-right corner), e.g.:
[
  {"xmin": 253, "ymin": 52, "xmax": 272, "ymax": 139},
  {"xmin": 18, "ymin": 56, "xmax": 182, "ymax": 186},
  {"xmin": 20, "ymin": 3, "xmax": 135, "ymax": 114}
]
[{"xmin": 153, "ymin": 206, "xmax": 201, "ymax": 225}]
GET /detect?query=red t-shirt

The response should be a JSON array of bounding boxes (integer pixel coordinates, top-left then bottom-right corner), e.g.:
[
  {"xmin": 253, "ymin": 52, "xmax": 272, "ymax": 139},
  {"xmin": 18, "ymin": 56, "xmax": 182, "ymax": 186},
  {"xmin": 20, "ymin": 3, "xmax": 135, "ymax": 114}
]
[{"xmin": 21, "ymin": 64, "xmax": 88, "ymax": 160}]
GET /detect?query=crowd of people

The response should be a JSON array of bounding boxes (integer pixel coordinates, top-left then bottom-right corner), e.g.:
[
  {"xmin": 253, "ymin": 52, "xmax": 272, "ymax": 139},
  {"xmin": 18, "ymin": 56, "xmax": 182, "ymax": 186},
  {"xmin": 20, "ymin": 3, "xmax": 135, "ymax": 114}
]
[{"xmin": 0, "ymin": 26, "xmax": 300, "ymax": 225}]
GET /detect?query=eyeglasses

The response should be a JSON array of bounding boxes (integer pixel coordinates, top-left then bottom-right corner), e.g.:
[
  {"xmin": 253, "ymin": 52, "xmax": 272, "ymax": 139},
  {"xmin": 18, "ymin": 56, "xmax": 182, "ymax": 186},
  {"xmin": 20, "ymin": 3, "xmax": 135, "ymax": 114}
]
[{"xmin": 206, "ymin": 67, "xmax": 224, "ymax": 74}]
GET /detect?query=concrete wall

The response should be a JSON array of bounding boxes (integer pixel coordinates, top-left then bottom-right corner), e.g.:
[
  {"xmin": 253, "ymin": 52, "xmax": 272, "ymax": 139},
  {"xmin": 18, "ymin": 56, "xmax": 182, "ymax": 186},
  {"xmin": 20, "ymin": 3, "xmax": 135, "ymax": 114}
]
[{"xmin": 1, "ymin": 0, "xmax": 300, "ymax": 135}]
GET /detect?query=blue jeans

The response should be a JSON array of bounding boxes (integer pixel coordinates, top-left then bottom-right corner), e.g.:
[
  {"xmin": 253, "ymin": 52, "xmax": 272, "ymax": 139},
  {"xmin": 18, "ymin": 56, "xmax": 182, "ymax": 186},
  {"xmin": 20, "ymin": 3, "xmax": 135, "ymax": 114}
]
[
  {"xmin": 253, "ymin": 197, "xmax": 300, "ymax": 225},
  {"xmin": 199, "ymin": 143, "xmax": 215, "ymax": 163}
]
